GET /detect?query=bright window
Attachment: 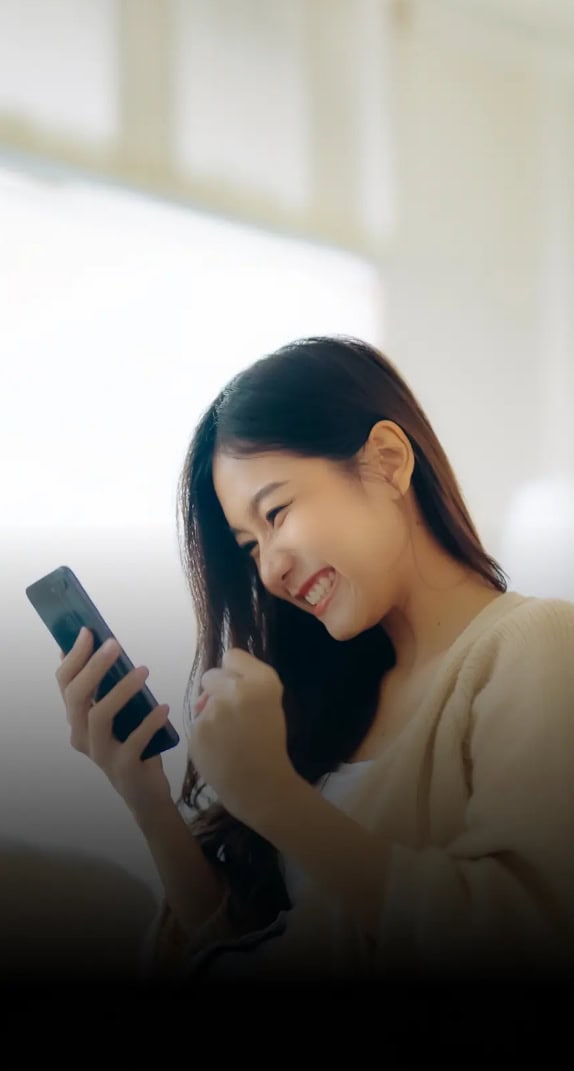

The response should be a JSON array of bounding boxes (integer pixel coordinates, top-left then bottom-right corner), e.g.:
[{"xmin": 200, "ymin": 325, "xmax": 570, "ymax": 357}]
[{"xmin": 2, "ymin": 158, "xmax": 382, "ymax": 893}]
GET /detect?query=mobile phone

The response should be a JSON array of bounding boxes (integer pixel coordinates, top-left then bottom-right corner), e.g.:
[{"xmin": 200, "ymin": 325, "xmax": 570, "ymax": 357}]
[{"xmin": 25, "ymin": 565, "xmax": 179, "ymax": 760}]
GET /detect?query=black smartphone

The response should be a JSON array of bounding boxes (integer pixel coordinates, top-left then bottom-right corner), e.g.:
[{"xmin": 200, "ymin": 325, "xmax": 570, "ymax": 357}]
[{"xmin": 25, "ymin": 565, "xmax": 179, "ymax": 761}]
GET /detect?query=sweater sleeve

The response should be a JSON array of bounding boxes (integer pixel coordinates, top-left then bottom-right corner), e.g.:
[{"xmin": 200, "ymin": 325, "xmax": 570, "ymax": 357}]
[
  {"xmin": 376, "ymin": 598, "xmax": 574, "ymax": 980},
  {"xmin": 140, "ymin": 890, "xmax": 235, "ymax": 979}
]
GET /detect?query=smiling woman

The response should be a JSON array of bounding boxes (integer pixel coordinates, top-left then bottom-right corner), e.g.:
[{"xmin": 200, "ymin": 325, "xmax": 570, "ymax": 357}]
[
  {"xmin": 37, "ymin": 330, "xmax": 565, "ymax": 991},
  {"xmin": 137, "ymin": 334, "xmax": 574, "ymax": 985}
]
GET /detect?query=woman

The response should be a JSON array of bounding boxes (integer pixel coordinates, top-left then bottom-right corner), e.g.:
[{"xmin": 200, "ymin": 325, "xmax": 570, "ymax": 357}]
[{"xmin": 57, "ymin": 336, "xmax": 574, "ymax": 985}]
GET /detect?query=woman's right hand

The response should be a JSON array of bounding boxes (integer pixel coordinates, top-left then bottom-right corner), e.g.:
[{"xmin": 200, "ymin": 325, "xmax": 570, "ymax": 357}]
[{"xmin": 56, "ymin": 628, "xmax": 174, "ymax": 819}]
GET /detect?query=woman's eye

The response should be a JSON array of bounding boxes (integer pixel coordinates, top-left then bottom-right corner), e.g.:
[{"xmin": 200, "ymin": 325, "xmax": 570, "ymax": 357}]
[
  {"xmin": 265, "ymin": 504, "xmax": 287, "ymax": 526},
  {"xmin": 239, "ymin": 503, "xmax": 290, "ymax": 557}
]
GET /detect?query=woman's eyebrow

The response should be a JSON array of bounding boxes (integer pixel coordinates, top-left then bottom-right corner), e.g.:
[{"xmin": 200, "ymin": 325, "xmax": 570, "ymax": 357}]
[{"xmin": 230, "ymin": 481, "xmax": 290, "ymax": 536}]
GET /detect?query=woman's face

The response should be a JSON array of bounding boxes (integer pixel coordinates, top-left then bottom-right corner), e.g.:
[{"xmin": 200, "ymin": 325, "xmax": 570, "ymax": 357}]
[{"xmin": 212, "ymin": 445, "xmax": 411, "ymax": 641}]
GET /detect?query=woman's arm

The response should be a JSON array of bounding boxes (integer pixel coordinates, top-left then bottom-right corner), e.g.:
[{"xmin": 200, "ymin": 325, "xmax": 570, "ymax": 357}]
[
  {"xmin": 252, "ymin": 777, "xmax": 389, "ymax": 940},
  {"xmin": 133, "ymin": 799, "xmax": 228, "ymax": 946},
  {"xmin": 56, "ymin": 632, "xmax": 232, "ymax": 960}
]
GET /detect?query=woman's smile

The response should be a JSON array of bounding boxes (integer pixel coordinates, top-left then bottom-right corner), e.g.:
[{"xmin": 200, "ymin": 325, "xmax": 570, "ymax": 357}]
[{"xmin": 303, "ymin": 569, "xmax": 339, "ymax": 617}]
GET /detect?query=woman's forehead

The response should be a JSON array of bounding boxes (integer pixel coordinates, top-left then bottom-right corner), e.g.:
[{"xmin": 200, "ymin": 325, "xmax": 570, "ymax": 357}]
[
  {"xmin": 212, "ymin": 450, "xmax": 330, "ymax": 503},
  {"xmin": 214, "ymin": 450, "xmax": 306, "ymax": 484}
]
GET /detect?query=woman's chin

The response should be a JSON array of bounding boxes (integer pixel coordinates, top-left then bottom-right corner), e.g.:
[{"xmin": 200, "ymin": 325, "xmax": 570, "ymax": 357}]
[{"xmin": 322, "ymin": 610, "xmax": 363, "ymax": 642}]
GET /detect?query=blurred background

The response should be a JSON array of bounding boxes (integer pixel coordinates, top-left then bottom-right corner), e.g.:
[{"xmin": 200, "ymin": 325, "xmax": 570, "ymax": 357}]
[{"xmin": 1, "ymin": 0, "xmax": 574, "ymax": 904}]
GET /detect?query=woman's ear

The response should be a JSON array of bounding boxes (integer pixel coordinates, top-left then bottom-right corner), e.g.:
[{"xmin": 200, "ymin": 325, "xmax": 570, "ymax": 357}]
[{"xmin": 363, "ymin": 420, "xmax": 414, "ymax": 497}]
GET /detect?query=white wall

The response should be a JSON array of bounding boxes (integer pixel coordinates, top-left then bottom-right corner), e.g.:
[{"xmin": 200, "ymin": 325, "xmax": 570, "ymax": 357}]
[{"xmin": 383, "ymin": 1, "xmax": 574, "ymax": 594}]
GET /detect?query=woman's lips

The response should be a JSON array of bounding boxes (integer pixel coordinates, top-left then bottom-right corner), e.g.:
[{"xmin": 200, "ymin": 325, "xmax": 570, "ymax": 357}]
[
  {"xmin": 296, "ymin": 567, "xmax": 335, "ymax": 599},
  {"xmin": 308, "ymin": 572, "xmax": 338, "ymax": 617}
]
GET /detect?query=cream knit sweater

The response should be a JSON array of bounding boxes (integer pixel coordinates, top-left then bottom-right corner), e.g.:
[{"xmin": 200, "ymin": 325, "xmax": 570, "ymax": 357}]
[{"xmin": 148, "ymin": 590, "xmax": 574, "ymax": 982}]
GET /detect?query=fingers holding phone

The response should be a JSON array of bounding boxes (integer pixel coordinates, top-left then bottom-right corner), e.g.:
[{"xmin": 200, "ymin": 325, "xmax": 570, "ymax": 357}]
[
  {"xmin": 57, "ymin": 627, "xmax": 100, "ymax": 725},
  {"xmin": 56, "ymin": 628, "xmax": 173, "ymax": 815},
  {"xmin": 57, "ymin": 629, "xmax": 139, "ymax": 748}
]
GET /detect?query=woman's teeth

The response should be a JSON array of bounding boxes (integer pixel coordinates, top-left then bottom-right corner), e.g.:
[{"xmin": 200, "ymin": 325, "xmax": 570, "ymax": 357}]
[{"xmin": 304, "ymin": 570, "xmax": 336, "ymax": 606}]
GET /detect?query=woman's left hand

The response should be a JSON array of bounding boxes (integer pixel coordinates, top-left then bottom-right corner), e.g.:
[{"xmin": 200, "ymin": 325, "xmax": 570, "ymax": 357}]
[{"xmin": 188, "ymin": 648, "xmax": 298, "ymax": 830}]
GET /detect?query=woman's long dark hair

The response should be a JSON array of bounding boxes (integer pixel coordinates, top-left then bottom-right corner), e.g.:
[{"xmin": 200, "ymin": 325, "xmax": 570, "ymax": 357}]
[{"xmin": 157, "ymin": 336, "xmax": 508, "ymax": 957}]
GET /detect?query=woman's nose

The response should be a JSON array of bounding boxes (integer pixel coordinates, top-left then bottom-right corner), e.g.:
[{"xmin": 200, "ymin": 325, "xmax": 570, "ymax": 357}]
[{"xmin": 259, "ymin": 544, "xmax": 293, "ymax": 593}]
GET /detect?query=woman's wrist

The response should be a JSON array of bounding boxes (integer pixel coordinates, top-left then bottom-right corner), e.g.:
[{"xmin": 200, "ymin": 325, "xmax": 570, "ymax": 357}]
[{"xmin": 128, "ymin": 792, "xmax": 178, "ymax": 835}]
